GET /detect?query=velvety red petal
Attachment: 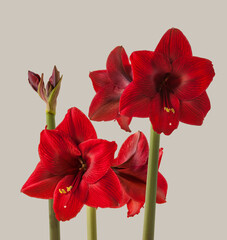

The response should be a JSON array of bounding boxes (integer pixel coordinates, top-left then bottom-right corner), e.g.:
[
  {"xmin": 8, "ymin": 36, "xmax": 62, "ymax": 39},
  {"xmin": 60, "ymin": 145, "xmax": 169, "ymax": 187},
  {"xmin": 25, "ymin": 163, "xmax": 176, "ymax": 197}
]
[
  {"xmin": 79, "ymin": 139, "xmax": 117, "ymax": 184},
  {"xmin": 155, "ymin": 28, "xmax": 192, "ymax": 62},
  {"xmin": 56, "ymin": 107, "xmax": 97, "ymax": 145},
  {"xmin": 127, "ymin": 199, "xmax": 144, "ymax": 217},
  {"xmin": 172, "ymin": 56, "xmax": 215, "ymax": 100},
  {"xmin": 39, "ymin": 129, "xmax": 81, "ymax": 175},
  {"xmin": 112, "ymin": 131, "xmax": 148, "ymax": 168},
  {"xmin": 113, "ymin": 133, "xmax": 149, "ymax": 201},
  {"xmin": 130, "ymin": 51, "xmax": 172, "ymax": 97},
  {"xmin": 116, "ymin": 172, "xmax": 146, "ymax": 202},
  {"xmin": 89, "ymin": 70, "xmax": 111, "ymax": 92},
  {"xmin": 120, "ymin": 82, "xmax": 153, "ymax": 118},
  {"xmin": 156, "ymin": 172, "xmax": 168, "ymax": 204},
  {"xmin": 85, "ymin": 169, "xmax": 123, "ymax": 208},
  {"xmin": 116, "ymin": 115, "xmax": 132, "ymax": 132},
  {"xmin": 117, "ymin": 190, "xmax": 131, "ymax": 208},
  {"xmin": 112, "ymin": 132, "xmax": 148, "ymax": 202},
  {"xmin": 106, "ymin": 46, "xmax": 132, "ymax": 88},
  {"xmin": 179, "ymin": 91, "xmax": 211, "ymax": 125},
  {"xmin": 130, "ymin": 50, "xmax": 153, "ymax": 82},
  {"xmin": 149, "ymin": 93, "xmax": 180, "ymax": 135},
  {"xmin": 89, "ymin": 85, "xmax": 123, "ymax": 121},
  {"xmin": 53, "ymin": 175, "xmax": 88, "ymax": 221},
  {"xmin": 21, "ymin": 162, "xmax": 61, "ymax": 199}
]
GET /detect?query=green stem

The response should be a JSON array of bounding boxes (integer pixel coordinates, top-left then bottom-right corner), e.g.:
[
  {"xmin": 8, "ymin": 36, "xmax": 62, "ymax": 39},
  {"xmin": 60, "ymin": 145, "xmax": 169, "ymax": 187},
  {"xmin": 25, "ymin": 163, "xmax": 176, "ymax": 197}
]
[
  {"xmin": 142, "ymin": 127, "xmax": 160, "ymax": 240},
  {"xmin": 46, "ymin": 112, "xmax": 60, "ymax": 240},
  {"xmin": 87, "ymin": 206, "xmax": 97, "ymax": 240}
]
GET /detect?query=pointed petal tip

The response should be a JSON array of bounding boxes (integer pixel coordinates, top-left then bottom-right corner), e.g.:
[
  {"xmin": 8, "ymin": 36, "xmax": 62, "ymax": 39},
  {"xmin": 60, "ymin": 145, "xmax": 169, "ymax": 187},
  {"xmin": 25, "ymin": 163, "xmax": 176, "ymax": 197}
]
[{"xmin": 28, "ymin": 71, "xmax": 41, "ymax": 91}]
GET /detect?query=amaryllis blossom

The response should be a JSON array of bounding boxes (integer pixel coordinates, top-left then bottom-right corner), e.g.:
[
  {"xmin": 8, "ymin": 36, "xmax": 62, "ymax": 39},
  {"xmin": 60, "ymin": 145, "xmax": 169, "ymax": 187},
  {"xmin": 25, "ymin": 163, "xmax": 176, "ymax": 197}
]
[
  {"xmin": 28, "ymin": 66, "xmax": 62, "ymax": 114},
  {"xmin": 89, "ymin": 46, "xmax": 133, "ymax": 132},
  {"xmin": 120, "ymin": 28, "xmax": 215, "ymax": 135},
  {"xmin": 112, "ymin": 132, "xmax": 168, "ymax": 217},
  {"xmin": 21, "ymin": 107, "xmax": 123, "ymax": 221}
]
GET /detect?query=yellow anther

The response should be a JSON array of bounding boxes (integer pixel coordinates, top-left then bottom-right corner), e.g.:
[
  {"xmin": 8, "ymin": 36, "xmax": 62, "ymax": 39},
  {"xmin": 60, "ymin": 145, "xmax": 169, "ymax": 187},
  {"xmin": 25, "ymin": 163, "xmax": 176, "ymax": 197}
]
[
  {"xmin": 67, "ymin": 186, "xmax": 72, "ymax": 192},
  {"xmin": 164, "ymin": 107, "xmax": 170, "ymax": 113},
  {"xmin": 164, "ymin": 107, "xmax": 175, "ymax": 114},
  {"xmin": 59, "ymin": 186, "xmax": 73, "ymax": 194}
]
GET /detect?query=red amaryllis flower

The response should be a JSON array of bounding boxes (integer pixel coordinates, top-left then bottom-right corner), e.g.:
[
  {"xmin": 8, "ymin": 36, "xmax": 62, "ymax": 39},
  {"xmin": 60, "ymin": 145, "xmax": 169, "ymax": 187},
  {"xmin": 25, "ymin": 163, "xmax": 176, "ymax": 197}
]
[
  {"xmin": 89, "ymin": 46, "xmax": 133, "ymax": 132},
  {"xmin": 120, "ymin": 28, "xmax": 215, "ymax": 135},
  {"xmin": 21, "ymin": 107, "xmax": 122, "ymax": 221},
  {"xmin": 111, "ymin": 132, "xmax": 168, "ymax": 217}
]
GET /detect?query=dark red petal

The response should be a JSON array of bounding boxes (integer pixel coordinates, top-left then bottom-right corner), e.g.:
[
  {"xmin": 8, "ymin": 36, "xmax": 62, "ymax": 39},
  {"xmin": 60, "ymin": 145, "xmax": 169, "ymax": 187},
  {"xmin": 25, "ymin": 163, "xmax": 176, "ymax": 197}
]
[
  {"xmin": 53, "ymin": 175, "xmax": 88, "ymax": 221},
  {"xmin": 48, "ymin": 66, "xmax": 61, "ymax": 88},
  {"xmin": 127, "ymin": 199, "xmax": 144, "ymax": 217},
  {"xmin": 155, "ymin": 28, "xmax": 192, "ymax": 62},
  {"xmin": 179, "ymin": 91, "xmax": 211, "ymax": 125},
  {"xmin": 149, "ymin": 93, "xmax": 180, "ymax": 135},
  {"xmin": 120, "ymin": 82, "xmax": 153, "ymax": 118},
  {"xmin": 112, "ymin": 131, "xmax": 148, "ymax": 168},
  {"xmin": 85, "ymin": 169, "xmax": 123, "ymax": 208},
  {"xmin": 156, "ymin": 172, "xmax": 168, "ymax": 204},
  {"xmin": 116, "ymin": 115, "xmax": 132, "ymax": 132},
  {"xmin": 130, "ymin": 51, "xmax": 172, "ymax": 97},
  {"xmin": 56, "ymin": 107, "xmax": 97, "ymax": 145},
  {"xmin": 114, "ymin": 132, "xmax": 149, "ymax": 202},
  {"xmin": 117, "ymin": 190, "xmax": 131, "ymax": 208},
  {"xmin": 130, "ymin": 51, "xmax": 153, "ymax": 81},
  {"xmin": 172, "ymin": 56, "xmax": 215, "ymax": 100},
  {"xmin": 21, "ymin": 162, "xmax": 61, "ymax": 199},
  {"xmin": 89, "ymin": 70, "xmax": 111, "ymax": 92},
  {"xmin": 158, "ymin": 148, "xmax": 163, "ymax": 169},
  {"xmin": 116, "ymin": 172, "xmax": 146, "ymax": 202},
  {"xmin": 106, "ymin": 46, "xmax": 132, "ymax": 88},
  {"xmin": 39, "ymin": 129, "xmax": 81, "ymax": 175},
  {"xmin": 89, "ymin": 85, "xmax": 123, "ymax": 121},
  {"xmin": 79, "ymin": 139, "xmax": 117, "ymax": 184},
  {"xmin": 28, "ymin": 71, "xmax": 40, "ymax": 91}
]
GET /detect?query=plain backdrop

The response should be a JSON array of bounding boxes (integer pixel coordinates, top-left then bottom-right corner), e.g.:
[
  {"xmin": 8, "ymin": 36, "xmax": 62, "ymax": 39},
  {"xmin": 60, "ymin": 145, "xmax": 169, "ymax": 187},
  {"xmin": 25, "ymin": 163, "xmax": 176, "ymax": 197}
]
[{"xmin": 0, "ymin": 0, "xmax": 226, "ymax": 239}]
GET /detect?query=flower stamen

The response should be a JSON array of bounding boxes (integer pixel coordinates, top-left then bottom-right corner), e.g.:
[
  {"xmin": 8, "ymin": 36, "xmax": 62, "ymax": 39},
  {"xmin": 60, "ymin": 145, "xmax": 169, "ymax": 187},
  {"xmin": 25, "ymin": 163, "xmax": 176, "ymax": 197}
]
[
  {"xmin": 164, "ymin": 107, "xmax": 175, "ymax": 114},
  {"xmin": 59, "ymin": 185, "xmax": 73, "ymax": 194},
  {"xmin": 79, "ymin": 158, "xmax": 87, "ymax": 171}
]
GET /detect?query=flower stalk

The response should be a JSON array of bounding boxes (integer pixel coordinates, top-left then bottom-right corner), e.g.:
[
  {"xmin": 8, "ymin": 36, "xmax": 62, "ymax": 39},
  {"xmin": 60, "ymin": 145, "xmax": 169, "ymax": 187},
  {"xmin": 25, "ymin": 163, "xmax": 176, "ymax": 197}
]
[
  {"xmin": 87, "ymin": 207, "xmax": 97, "ymax": 240},
  {"xmin": 46, "ymin": 111, "xmax": 60, "ymax": 240},
  {"xmin": 142, "ymin": 127, "xmax": 160, "ymax": 240}
]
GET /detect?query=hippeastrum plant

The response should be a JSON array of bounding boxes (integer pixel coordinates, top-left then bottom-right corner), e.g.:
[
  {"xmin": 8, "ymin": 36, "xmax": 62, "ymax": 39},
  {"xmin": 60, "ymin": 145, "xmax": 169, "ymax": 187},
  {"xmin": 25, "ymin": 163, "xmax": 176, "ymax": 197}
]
[
  {"xmin": 112, "ymin": 132, "xmax": 167, "ymax": 217},
  {"xmin": 120, "ymin": 28, "xmax": 215, "ymax": 135},
  {"xmin": 28, "ymin": 66, "xmax": 62, "ymax": 114},
  {"xmin": 21, "ymin": 107, "xmax": 123, "ymax": 221},
  {"xmin": 89, "ymin": 46, "xmax": 132, "ymax": 132}
]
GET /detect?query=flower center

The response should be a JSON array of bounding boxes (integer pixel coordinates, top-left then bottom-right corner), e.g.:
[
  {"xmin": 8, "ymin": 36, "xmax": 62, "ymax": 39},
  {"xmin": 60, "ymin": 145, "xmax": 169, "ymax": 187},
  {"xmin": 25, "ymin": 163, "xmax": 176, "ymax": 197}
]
[
  {"xmin": 160, "ymin": 83, "xmax": 175, "ymax": 114},
  {"xmin": 58, "ymin": 158, "xmax": 86, "ymax": 195},
  {"xmin": 79, "ymin": 158, "xmax": 87, "ymax": 171}
]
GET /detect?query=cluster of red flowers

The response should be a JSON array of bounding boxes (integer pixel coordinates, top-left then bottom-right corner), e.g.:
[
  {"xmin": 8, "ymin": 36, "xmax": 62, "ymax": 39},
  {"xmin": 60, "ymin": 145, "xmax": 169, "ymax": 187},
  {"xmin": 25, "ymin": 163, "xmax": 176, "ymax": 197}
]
[
  {"xmin": 21, "ymin": 107, "xmax": 167, "ymax": 220},
  {"xmin": 89, "ymin": 28, "xmax": 215, "ymax": 135},
  {"xmin": 22, "ymin": 28, "xmax": 214, "ymax": 221}
]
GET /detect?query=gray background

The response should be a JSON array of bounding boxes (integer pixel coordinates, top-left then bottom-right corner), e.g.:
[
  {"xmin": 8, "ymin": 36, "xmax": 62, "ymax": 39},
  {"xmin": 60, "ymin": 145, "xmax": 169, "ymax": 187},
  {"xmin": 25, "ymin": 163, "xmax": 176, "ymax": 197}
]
[{"xmin": 1, "ymin": 0, "xmax": 226, "ymax": 239}]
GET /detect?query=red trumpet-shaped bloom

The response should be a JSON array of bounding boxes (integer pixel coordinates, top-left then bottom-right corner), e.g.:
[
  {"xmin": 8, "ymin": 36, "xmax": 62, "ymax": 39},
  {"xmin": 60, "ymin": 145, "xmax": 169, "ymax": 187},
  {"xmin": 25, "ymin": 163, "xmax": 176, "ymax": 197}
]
[
  {"xmin": 112, "ymin": 132, "xmax": 167, "ymax": 217},
  {"xmin": 89, "ymin": 46, "xmax": 133, "ymax": 132},
  {"xmin": 120, "ymin": 28, "xmax": 215, "ymax": 135},
  {"xmin": 21, "ymin": 107, "xmax": 123, "ymax": 221}
]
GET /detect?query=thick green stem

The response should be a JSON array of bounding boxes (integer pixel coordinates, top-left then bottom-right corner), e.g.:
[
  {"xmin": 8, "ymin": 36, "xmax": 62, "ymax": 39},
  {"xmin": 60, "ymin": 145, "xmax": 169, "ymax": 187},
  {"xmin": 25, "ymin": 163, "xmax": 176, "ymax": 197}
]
[
  {"xmin": 142, "ymin": 127, "xmax": 160, "ymax": 240},
  {"xmin": 46, "ymin": 112, "xmax": 60, "ymax": 240},
  {"xmin": 87, "ymin": 206, "xmax": 97, "ymax": 240}
]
